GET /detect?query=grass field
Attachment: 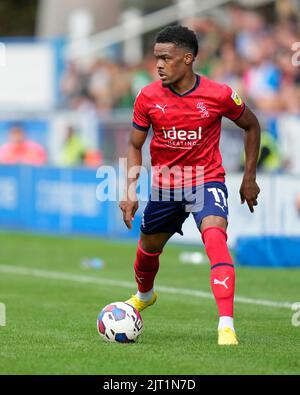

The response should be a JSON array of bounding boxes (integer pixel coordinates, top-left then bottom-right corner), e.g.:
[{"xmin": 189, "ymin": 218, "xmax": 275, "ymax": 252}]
[{"xmin": 0, "ymin": 231, "xmax": 299, "ymax": 375}]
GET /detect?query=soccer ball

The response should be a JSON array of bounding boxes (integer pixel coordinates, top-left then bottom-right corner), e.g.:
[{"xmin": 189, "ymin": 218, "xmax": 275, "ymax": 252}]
[{"xmin": 97, "ymin": 302, "xmax": 143, "ymax": 343}]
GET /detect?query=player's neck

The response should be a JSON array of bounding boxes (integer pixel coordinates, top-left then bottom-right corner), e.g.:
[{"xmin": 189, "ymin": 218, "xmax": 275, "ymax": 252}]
[{"xmin": 170, "ymin": 72, "xmax": 197, "ymax": 95}]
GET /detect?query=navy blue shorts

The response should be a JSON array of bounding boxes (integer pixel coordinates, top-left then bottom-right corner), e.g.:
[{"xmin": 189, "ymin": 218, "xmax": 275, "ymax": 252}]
[{"xmin": 141, "ymin": 182, "xmax": 228, "ymax": 236}]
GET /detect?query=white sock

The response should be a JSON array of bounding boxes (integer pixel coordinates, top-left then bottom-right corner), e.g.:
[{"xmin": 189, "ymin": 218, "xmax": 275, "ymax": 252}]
[
  {"xmin": 218, "ymin": 316, "xmax": 235, "ymax": 332},
  {"xmin": 137, "ymin": 288, "xmax": 154, "ymax": 302}
]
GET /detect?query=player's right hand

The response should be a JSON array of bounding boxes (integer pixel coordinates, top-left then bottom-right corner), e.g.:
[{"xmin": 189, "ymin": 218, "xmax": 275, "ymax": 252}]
[{"xmin": 119, "ymin": 199, "xmax": 139, "ymax": 230}]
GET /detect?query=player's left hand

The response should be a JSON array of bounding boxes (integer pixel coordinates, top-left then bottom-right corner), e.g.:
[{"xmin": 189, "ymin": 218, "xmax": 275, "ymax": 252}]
[{"xmin": 239, "ymin": 177, "xmax": 260, "ymax": 213}]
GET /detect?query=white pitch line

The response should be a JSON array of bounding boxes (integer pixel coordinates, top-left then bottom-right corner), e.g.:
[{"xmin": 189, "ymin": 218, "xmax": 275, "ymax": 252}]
[{"xmin": 0, "ymin": 264, "xmax": 293, "ymax": 310}]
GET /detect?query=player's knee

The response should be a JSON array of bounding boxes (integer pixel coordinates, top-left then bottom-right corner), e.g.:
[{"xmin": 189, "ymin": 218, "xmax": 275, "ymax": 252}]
[
  {"xmin": 200, "ymin": 216, "xmax": 227, "ymax": 233},
  {"xmin": 140, "ymin": 233, "xmax": 167, "ymax": 254}
]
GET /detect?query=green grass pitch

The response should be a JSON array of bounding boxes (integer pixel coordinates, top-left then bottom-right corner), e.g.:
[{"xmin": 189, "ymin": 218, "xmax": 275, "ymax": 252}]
[{"xmin": 0, "ymin": 231, "xmax": 299, "ymax": 375}]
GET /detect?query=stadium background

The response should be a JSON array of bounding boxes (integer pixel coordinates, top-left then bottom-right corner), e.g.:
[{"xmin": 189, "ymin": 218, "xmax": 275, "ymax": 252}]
[{"xmin": 0, "ymin": 0, "xmax": 299, "ymax": 375}]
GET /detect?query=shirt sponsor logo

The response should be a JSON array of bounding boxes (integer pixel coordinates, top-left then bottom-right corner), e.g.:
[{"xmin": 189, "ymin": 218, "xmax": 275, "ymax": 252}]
[{"xmin": 162, "ymin": 126, "xmax": 202, "ymax": 149}]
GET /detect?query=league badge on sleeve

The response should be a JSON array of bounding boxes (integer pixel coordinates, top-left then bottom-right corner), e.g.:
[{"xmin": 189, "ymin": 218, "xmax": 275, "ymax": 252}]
[{"xmin": 231, "ymin": 89, "xmax": 243, "ymax": 106}]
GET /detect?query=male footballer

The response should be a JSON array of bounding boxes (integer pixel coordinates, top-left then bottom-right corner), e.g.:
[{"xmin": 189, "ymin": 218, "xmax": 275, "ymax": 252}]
[{"xmin": 119, "ymin": 25, "xmax": 261, "ymax": 345}]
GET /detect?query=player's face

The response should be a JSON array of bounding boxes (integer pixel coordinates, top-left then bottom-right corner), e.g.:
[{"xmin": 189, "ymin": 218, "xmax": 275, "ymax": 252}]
[{"xmin": 154, "ymin": 43, "xmax": 191, "ymax": 86}]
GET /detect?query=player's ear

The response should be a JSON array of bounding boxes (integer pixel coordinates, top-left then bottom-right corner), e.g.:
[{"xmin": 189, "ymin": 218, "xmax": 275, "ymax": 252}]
[{"xmin": 184, "ymin": 52, "xmax": 194, "ymax": 65}]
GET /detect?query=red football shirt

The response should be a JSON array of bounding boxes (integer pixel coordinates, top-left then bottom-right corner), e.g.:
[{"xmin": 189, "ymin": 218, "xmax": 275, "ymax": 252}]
[{"xmin": 132, "ymin": 74, "xmax": 245, "ymax": 188}]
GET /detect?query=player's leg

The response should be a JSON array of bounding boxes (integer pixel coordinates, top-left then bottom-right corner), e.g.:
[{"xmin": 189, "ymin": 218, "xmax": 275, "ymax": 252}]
[
  {"xmin": 192, "ymin": 182, "xmax": 238, "ymax": 345},
  {"xmin": 200, "ymin": 216, "xmax": 238, "ymax": 345},
  {"xmin": 125, "ymin": 232, "xmax": 172, "ymax": 312},
  {"xmin": 126, "ymin": 199, "xmax": 188, "ymax": 312},
  {"xmin": 140, "ymin": 231, "xmax": 172, "ymax": 253}
]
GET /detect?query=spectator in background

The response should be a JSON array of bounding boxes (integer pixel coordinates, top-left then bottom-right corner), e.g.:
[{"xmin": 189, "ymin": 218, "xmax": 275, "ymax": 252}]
[
  {"xmin": 256, "ymin": 130, "xmax": 282, "ymax": 172},
  {"xmin": 58, "ymin": 124, "xmax": 103, "ymax": 168},
  {"xmin": 60, "ymin": 4, "xmax": 300, "ymax": 118},
  {"xmin": 239, "ymin": 129, "xmax": 282, "ymax": 173},
  {"xmin": 84, "ymin": 149, "xmax": 103, "ymax": 168},
  {"xmin": 58, "ymin": 125, "xmax": 86, "ymax": 167},
  {"xmin": 0, "ymin": 123, "xmax": 47, "ymax": 166}
]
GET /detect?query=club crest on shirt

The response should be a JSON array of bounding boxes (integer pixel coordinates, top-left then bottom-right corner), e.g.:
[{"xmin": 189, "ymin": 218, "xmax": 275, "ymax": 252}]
[
  {"xmin": 231, "ymin": 89, "xmax": 243, "ymax": 106},
  {"xmin": 196, "ymin": 102, "xmax": 210, "ymax": 118}
]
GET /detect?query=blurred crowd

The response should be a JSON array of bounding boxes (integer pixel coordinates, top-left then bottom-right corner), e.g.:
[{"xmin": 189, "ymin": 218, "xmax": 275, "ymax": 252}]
[
  {"xmin": 60, "ymin": 3, "xmax": 300, "ymax": 115},
  {"xmin": 0, "ymin": 124, "xmax": 47, "ymax": 166},
  {"xmin": 0, "ymin": 123, "xmax": 102, "ymax": 168},
  {"xmin": 1, "ymin": 2, "xmax": 299, "ymax": 173},
  {"xmin": 57, "ymin": 3, "xmax": 300, "ymax": 174}
]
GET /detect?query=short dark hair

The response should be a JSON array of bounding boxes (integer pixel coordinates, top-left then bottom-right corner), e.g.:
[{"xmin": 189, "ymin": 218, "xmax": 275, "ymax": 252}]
[{"xmin": 155, "ymin": 25, "xmax": 198, "ymax": 58}]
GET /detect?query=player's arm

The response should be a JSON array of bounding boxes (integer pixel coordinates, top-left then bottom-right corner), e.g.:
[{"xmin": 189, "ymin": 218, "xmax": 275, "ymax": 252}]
[
  {"xmin": 234, "ymin": 106, "xmax": 261, "ymax": 213},
  {"xmin": 119, "ymin": 128, "xmax": 148, "ymax": 229}
]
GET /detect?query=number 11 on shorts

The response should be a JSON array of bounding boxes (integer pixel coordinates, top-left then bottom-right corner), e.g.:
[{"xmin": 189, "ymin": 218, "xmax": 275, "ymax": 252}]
[{"xmin": 207, "ymin": 187, "xmax": 227, "ymax": 212}]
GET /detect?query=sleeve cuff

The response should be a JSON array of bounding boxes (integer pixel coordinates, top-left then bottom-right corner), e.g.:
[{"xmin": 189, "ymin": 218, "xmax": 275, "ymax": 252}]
[
  {"xmin": 230, "ymin": 103, "xmax": 246, "ymax": 121},
  {"xmin": 132, "ymin": 122, "xmax": 150, "ymax": 132}
]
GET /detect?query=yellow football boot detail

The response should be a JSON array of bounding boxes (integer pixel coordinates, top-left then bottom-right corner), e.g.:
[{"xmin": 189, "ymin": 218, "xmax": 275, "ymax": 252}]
[
  {"xmin": 218, "ymin": 327, "xmax": 239, "ymax": 345},
  {"xmin": 125, "ymin": 292, "xmax": 157, "ymax": 312}
]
